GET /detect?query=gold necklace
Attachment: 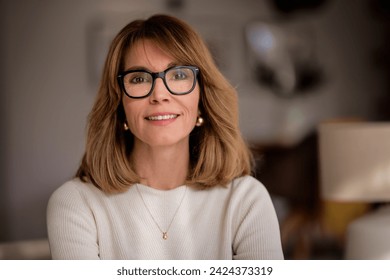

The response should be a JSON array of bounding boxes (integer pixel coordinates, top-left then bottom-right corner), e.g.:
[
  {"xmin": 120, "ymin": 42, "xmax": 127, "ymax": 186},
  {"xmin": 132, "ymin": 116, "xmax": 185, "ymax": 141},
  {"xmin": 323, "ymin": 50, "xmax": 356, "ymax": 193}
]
[{"xmin": 136, "ymin": 184, "xmax": 187, "ymax": 240}]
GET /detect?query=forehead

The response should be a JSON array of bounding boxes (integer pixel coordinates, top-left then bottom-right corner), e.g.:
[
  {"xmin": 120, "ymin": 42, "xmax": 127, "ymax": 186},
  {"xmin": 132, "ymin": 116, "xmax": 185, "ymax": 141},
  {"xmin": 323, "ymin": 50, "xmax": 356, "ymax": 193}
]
[{"xmin": 123, "ymin": 39, "xmax": 176, "ymax": 71}]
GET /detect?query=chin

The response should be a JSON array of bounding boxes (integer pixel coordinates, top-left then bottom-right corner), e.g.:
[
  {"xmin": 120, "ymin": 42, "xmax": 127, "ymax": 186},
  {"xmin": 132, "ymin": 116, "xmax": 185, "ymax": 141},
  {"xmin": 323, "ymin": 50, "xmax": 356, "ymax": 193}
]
[{"xmin": 146, "ymin": 135, "xmax": 189, "ymax": 148}]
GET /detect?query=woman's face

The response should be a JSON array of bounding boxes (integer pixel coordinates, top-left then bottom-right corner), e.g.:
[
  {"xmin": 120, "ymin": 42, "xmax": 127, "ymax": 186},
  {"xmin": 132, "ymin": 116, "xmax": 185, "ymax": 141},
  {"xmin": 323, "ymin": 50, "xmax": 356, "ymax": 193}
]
[{"xmin": 122, "ymin": 39, "xmax": 200, "ymax": 149}]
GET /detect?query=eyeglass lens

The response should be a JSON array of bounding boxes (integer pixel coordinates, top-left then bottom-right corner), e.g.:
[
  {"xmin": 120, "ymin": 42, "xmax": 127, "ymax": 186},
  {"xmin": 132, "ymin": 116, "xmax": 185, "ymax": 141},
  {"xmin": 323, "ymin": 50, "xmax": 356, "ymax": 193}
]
[{"xmin": 122, "ymin": 67, "xmax": 196, "ymax": 98}]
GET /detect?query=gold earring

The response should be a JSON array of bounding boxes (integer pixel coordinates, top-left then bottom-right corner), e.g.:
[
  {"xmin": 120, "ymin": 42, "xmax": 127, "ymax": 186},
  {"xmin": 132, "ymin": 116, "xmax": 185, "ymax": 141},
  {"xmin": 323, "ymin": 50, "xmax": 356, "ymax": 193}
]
[
  {"xmin": 124, "ymin": 122, "xmax": 129, "ymax": 131},
  {"xmin": 195, "ymin": 116, "xmax": 204, "ymax": 127}
]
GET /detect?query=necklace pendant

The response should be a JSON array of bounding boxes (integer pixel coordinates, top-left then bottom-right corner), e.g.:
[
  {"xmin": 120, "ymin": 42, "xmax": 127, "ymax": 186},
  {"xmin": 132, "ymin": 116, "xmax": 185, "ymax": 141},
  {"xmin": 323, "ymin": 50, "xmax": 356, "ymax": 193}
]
[{"xmin": 163, "ymin": 232, "xmax": 168, "ymax": 240}]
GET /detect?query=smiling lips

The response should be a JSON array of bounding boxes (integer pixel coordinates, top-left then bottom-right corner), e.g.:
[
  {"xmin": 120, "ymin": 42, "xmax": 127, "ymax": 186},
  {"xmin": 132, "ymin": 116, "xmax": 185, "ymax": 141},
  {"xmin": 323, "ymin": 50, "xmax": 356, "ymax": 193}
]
[{"xmin": 145, "ymin": 114, "xmax": 179, "ymax": 121}]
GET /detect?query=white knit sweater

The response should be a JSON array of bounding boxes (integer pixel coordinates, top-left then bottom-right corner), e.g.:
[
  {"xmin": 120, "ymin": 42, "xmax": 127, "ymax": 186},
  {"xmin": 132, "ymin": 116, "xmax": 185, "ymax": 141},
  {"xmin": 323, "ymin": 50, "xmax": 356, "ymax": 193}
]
[{"xmin": 47, "ymin": 175, "xmax": 283, "ymax": 260}]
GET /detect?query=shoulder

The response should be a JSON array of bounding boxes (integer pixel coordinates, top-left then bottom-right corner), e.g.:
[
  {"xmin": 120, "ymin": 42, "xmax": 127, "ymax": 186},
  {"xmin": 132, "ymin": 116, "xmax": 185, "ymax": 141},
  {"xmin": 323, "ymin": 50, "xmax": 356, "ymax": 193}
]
[
  {"xmin": 49, "ymin": 178, "xmax": 91, "ymax": 198},
  {"xmin": 206, "ymin": 175, "xmax": 270, "ymax": 199},
  {"xmin": 229, "ymin": 175, "xmax": 270, "ymax": 197},
  {"xmin": 231, "ymin": 175, "xmax": 266, "ymax": 188},
  {"xmin": 224, "ymin": 175, "xmax": 275, "ymax": 213},
  {"xmin": 47, "ymin": 178, "xmax": 104, "ymax": 210}
]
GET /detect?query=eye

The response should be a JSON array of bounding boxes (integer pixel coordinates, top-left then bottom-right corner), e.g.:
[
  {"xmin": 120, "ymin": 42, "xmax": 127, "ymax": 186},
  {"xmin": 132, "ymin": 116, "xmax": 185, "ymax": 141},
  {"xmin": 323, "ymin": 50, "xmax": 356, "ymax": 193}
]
[
  {"xmin": 124, "ymin": 72, "xmax": 151, "ymax": 85},
  {"xmin": 170, "ymin": 69, "xmax": 192, "ymax": 81},
  {"xmin": 174, "ymin": 71, "xmax": 187, "ymax": 80},
  {"xmin": 131, "ymin": 76, "xmax": 147, "ymax": 84}
]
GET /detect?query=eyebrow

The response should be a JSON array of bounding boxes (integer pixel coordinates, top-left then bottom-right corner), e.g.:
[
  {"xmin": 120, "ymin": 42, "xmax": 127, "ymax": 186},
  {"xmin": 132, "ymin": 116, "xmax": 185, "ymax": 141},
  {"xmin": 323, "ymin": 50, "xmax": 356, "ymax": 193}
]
[{"xmin": 124, "ymin": 62, "xmax": 178, "ymax": 72}]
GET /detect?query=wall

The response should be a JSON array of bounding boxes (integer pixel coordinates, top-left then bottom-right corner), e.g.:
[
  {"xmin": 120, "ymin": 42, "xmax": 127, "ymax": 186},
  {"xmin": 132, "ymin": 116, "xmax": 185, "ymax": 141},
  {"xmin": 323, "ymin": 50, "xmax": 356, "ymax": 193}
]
[
  {"xmin": 1, "ymin": 0, "xmax": 98, "ymax": 241},
  {"xmin": 0, "ymin": 0, "xmax": 387, "ymax": 242},
  {"xmin": 0, "ymin": 0, "xmax": 7, "ymax": 241}
]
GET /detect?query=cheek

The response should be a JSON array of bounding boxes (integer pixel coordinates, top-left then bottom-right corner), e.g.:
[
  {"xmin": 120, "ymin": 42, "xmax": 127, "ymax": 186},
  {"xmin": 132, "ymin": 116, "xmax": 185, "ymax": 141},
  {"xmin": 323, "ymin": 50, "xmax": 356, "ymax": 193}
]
[
  {"xmin": 187, "ymin": 89, "xmax": 200, "ymax": 118},
  {"xmin": 122, "ymin": 101, "xmax": 141, "ymax": 130},
  {"xmin": 189, "ymin": 103, "xmax": 199, "ymax": 121}
]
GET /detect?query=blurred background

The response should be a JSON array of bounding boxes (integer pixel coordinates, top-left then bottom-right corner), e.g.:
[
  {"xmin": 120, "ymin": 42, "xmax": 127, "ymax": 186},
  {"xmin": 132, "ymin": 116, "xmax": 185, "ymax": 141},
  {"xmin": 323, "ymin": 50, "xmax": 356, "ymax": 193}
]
[{"xmin": 0, "ymin": 0, "xmax": 389, "ymax": 259}]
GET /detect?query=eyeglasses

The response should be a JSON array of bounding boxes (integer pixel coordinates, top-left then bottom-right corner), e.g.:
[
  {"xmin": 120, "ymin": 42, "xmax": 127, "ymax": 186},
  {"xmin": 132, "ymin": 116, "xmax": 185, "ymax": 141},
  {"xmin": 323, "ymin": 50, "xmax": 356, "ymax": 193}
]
[{"xmin": 117, "ymin": 65, "xmax": 199, "ymax": 99}]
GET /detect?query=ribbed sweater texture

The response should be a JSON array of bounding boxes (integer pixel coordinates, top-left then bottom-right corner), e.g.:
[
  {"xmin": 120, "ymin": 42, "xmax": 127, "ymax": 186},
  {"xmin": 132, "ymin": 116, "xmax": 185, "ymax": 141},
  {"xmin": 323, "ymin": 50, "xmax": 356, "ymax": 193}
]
[{"xmin": 47, "ymin": 175, "xmax": 284, "ymax": 260}]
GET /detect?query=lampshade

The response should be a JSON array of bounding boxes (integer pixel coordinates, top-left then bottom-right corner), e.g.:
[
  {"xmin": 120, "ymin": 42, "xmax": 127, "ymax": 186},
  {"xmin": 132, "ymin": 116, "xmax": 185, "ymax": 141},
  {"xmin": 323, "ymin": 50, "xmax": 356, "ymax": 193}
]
[{"xmin": 319, "ymin": 122, "xmax": 390, "ymax": 202}]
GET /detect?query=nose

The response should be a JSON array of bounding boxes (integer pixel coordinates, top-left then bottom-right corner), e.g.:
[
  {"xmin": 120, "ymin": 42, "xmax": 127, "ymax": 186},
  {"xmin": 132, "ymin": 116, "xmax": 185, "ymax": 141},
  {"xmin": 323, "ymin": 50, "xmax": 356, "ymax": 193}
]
[{"xmin": 149, "ymin": 77, "xmax": 171, "ymax": 103}]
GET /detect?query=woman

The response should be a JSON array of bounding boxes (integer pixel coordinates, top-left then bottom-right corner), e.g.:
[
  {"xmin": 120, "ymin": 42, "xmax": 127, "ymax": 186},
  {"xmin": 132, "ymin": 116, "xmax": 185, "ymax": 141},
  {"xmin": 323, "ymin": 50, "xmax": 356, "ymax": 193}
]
[{"xmin": 47, "ymin": 14, "xmax": 283, "ymax": 260}]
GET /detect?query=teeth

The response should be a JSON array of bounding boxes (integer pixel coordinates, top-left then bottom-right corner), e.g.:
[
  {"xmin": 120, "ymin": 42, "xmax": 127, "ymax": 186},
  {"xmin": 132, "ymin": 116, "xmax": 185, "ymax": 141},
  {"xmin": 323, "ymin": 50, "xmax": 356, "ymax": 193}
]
[{"xmin": 147, "ymin": 114, "xmax": 178, "ymax": 121}]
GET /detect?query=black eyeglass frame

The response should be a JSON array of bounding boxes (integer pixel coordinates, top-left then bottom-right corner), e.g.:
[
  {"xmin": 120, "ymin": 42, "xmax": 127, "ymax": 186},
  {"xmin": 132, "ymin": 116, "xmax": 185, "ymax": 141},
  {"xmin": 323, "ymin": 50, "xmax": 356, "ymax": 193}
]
[{"xmin": 117, "ymin": 65, "xmax": 200, "ymax": 99}]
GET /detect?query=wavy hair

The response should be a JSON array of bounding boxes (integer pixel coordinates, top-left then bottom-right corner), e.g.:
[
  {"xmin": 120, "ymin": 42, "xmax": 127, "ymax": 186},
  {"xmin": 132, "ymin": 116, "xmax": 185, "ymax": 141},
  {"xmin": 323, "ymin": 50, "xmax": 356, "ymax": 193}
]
[{"xmin": 76, "ymin": 14, "xmax": 253, "ymax": 193}]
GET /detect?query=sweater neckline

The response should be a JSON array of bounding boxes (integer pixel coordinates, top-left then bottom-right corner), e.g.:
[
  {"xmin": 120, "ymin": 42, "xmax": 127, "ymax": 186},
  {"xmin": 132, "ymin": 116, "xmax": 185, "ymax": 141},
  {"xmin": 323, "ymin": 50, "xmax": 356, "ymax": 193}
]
[{"xmin": 135, "ymin": 183, "xmax": 187, "ymax": 194}]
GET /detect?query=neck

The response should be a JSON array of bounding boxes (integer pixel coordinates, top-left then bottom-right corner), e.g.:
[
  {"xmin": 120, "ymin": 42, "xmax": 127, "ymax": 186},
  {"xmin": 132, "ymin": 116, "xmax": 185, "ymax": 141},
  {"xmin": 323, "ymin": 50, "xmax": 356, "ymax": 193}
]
[{"xmin": 131, "ymin": 140, "xmax": 190, "ymax": 190}]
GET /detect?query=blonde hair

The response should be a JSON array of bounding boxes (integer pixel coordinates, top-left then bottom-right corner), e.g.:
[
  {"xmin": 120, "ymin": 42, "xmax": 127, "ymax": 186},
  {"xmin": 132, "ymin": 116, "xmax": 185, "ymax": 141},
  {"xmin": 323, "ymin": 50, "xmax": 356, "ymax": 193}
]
[{"xmin": 76, "ymin": 14, "xmax": 253, "ymax": 193}]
